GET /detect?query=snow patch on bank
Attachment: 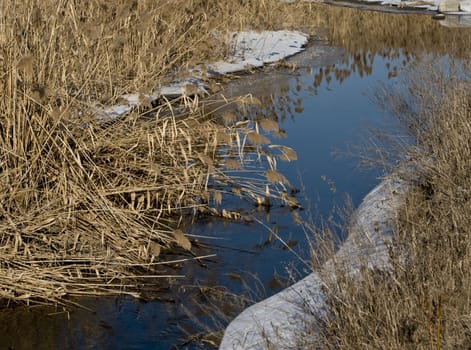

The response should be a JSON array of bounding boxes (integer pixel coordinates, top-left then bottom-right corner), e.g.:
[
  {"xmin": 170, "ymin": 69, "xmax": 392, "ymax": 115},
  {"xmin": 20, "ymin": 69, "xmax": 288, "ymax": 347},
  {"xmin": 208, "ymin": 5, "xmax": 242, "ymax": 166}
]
[
  {"xmin": 326, "ymin": 0, "xmax": 471, "ymax": 13},
  {"xmin": 220, "ymin": 174, "xmax": 410, "ymax": 349},
  {"xmin": 367, "ymin": 0, "xmax": 440, "ymax": 10},
  {"xmin": 461, "ymin": 0, "xmax": 471, "ymax": 11},
  {"xmin": 95, "ymin": 30, "xmax": 308, "ymax": 122},
  {"xmin": 208, "ymin": 31, "xmax": 308, "ymax": 74}
]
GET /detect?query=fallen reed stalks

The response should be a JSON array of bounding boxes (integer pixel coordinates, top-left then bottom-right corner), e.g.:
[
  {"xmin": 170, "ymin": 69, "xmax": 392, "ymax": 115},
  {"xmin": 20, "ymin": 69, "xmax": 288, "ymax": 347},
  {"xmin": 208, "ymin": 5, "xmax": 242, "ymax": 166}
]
[{"xmin": 0, "ymin": 0, "xmax": 300, "ymax": 306}]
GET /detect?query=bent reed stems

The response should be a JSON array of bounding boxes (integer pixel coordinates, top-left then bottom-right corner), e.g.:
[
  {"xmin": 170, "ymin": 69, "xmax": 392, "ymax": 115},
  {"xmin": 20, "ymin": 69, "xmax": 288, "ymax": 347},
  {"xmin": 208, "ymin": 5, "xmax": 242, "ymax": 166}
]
[
  {"xmin": 1, "ymin": 0, "xmax": 469, "ymax": 312},
  {"xmin": 0, "ymin": 0, "xmax": 301, "ymax": 306}
]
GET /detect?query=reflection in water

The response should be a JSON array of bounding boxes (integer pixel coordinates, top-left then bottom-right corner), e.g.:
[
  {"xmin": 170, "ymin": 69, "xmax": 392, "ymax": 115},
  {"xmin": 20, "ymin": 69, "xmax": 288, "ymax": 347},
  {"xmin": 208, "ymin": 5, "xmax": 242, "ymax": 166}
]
[
  {"xmin": 310, "ymin": 5, "xmax": 471, "ymax": 57},
  {"xmin": 1, "ymin": 7, "xmax": 470, "ymax": 350},
  {"xmin": 294, "ymin": 6, "xmax": 471, "ymax": 91}
]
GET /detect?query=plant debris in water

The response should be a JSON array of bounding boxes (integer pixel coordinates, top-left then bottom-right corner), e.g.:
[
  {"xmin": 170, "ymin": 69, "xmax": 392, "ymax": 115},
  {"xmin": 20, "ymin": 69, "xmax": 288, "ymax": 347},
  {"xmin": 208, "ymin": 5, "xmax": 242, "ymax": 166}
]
[{"xmin": 0, "ymin": 0, "xmax": 306, "ymax": 306}]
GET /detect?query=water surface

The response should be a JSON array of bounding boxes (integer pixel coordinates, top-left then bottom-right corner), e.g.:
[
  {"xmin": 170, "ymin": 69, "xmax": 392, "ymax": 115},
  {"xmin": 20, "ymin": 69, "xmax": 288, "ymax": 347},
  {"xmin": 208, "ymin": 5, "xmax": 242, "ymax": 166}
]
[{"xmin": 0, "ymin": 8, "xmax": 469, "ymax": 350}]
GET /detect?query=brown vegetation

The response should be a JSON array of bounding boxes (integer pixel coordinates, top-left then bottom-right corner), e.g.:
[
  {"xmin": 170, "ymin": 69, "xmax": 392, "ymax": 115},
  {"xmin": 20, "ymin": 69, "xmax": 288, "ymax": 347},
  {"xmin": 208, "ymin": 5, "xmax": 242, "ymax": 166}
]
[
  {"xmin": 0, "ymin": 0, "xmax": 301, "ymax": 306},
  {"xmin": 314, "ymin": 60, "xmax": 471, "ymax": 348},
  {"xmin": 1, "ymin": 0, "xmax": 469, "ymax": 319}
]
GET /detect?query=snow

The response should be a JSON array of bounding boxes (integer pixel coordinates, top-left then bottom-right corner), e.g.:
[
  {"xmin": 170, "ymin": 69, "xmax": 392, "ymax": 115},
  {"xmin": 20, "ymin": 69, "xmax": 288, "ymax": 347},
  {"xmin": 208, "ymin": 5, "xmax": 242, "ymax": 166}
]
[
  {"xmin": 361, "ymin": 0, "xmax": 440, "ymax": 10},
  {"xmin": 460, "ymin": 0, "xmax": 471, "ymax": 11},
  {"xmin": 95, "ymin": 30, "xmax": 308, "ymax": 122},
  {"xmin": 209, "ymin": 31, "xmax": 308, "ymax": 75},
  {"xmin": 333, "ymin": 0, "xmax": 471, "ymax": 12},
  {"xmin": 220, "ymin": 174, "xmax": 410, "ymax": 349},
  {"xmin": 158, "ymin": 77, "xmax": 209, "ymax": 97}
]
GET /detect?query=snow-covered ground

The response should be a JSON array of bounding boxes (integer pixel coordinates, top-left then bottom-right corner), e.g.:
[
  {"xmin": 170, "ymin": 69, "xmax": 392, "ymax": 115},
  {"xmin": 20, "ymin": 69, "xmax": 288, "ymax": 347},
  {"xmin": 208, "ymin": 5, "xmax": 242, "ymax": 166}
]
[
  {"xmin": 219, "ymin": 174, "xmax": 410, "ymax": 349},
  {"xmin": 437, "ymin": 0, "xmax": 471, "ymax": 13},
  {"xmin": 330, "ymin": 0, "xmax": 471, "ymax": 12},
  {"xmin": 208, "ymin": 31, "xmax": 308, "ymax": 74},
  {"xmin": 461, "ymin": 0, "xmax": 471, "ymax": 11},
  {"xmin": 95, "ymin": 30, "xmax": 308, "ymax": 122},
  {"xmin": 363, "ymin": 0, "xmax": 440, "ymax": 11}
]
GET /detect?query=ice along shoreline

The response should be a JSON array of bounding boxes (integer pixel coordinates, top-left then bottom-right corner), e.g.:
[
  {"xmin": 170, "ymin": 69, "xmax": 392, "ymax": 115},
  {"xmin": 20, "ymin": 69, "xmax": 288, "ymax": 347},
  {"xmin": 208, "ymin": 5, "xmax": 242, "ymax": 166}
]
[
  {"xmin": 220, "ymin": 172, "xmax": 410, "ymax": 349},
  {"xmin": 95, "ymin": 30, "xmax": 309, "ymax": 122}
]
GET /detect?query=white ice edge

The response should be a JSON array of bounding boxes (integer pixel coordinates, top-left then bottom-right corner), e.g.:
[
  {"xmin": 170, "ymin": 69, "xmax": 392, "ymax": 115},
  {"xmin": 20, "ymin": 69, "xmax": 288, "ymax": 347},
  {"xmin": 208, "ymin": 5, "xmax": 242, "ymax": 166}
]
[
  {"xmin": 208, "ymin": 31, "xmax": 309, "ymax": 75},
  {"xmin": 438, "ymin": 0, "xmax": 471, "ymax": 11},
  {"xmin": 338, "ymin": 0, "xmax": 471, "ymax": 12},
  {"xmin": 461, "ymin": 0, "xmax": 471, "ymax": 11},
  {"xmin": 219, "ymin": 173, "xmax": 410, "ymax": 349},
  {"xmin": 362, "ymin": 0, "xmax": 440, "ymax": 10},
  {"xmin": 95, "ymin": 30, "xmax": 308, "ymax": 122}
]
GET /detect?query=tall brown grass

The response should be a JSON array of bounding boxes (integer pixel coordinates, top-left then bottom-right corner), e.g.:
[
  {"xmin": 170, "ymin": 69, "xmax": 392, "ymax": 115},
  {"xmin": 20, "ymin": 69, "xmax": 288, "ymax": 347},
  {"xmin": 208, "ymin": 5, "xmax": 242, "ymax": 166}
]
[
  {"xmin": 312, "ymin": 59, "xmax": 471, "ymax": 348},
  {"xmin": 0, "ymin": 0, "xmax": 301, "ymax": 306},
  {"xmin": 3, "ymin": 0, "xmax": 290, "ymax": 101},
  {"xmin": 1, "ymin": 0, "xmax": 469, "ymax": 310}
]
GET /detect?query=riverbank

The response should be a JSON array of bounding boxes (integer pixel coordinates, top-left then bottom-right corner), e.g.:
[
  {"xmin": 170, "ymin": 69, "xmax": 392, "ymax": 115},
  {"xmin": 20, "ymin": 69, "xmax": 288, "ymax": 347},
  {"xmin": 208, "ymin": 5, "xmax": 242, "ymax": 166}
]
[
  {"xmin": 1, "ymin": 1, "xmax": 470, "ymax": 348},
  {"xmin": 220, "ymin": 45, "xmax": 471, "ymax": 350},
  {"xmin": 220, "ymin": 172, "xmax": 411, "ymax": 349},
  {"xmin": 315, "ymin": 66, "xmax": 471, "ymax": 349}
]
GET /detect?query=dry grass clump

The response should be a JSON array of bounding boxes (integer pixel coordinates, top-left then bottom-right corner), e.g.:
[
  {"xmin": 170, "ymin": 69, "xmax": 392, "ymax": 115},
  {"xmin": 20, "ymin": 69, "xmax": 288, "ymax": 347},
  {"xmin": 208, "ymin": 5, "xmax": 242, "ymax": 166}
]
[
  {"xmin": 0, "ymin": 89, "xmax": 297, "ymax": 306},
  {"xmin": 0, "ymin": 0, "xmax": 304, "ymax": 306},
  {"xmin": 2, "ymin": 0, "xmax": 288, "ymax": 101},
  {"xmin": 314, "ymin": 70, "xmax": 471, "ymax": 348}
]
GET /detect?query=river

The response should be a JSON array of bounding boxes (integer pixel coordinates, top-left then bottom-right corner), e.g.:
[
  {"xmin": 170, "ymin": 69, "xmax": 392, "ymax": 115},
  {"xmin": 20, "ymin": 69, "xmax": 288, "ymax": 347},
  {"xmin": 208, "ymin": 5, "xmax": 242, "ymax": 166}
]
[{"xmin": 0, "ymin": 5, "xmax": 469, "ymax": 350}]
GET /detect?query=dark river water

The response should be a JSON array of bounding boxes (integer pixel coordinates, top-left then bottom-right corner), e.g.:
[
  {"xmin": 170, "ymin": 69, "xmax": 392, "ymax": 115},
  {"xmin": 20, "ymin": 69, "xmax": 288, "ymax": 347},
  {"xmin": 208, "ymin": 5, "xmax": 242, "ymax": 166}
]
[{"xmin": 1, "ymin": 7, "xmax": 469, "ymax": 350}]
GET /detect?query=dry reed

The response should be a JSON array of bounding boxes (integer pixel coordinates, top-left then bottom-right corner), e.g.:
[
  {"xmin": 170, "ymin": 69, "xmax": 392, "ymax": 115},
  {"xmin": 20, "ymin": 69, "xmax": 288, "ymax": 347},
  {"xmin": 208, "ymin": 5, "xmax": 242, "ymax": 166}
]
[
  {"xmin": 0, "ymin": 0, "xmax": 301, "ymax": 306},
  {"xmin": 311, "ymin": 61, "xmax": 471, "ymax": 348}
]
